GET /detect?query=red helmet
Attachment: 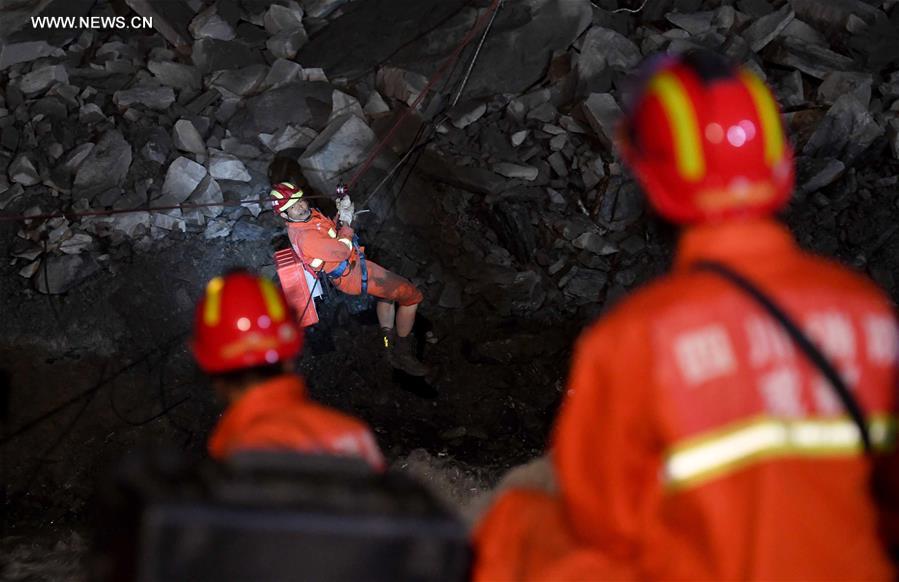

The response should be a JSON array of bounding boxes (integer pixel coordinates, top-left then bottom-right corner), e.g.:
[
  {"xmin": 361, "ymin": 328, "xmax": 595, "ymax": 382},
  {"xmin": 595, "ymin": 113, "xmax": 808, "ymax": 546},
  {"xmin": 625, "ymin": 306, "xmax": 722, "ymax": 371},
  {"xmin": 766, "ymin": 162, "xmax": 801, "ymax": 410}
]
[
  {"xmin": 192, "ymin": 272, "xmax": 302, "ymax": 373},
  {"xmin": 617, "ymin": 52, "xmax": 794, "ymax": 224},
  {"xmin": 270, "ymin": 182, "xmax": 303, "ymax": 214}
]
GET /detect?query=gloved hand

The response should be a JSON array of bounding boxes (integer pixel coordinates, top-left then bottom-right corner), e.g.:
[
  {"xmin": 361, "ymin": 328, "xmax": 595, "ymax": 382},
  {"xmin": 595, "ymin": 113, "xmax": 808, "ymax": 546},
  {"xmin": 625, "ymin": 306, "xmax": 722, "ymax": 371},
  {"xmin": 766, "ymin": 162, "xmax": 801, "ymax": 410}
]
[{"xmin": 336, "ymin": 194, "xmax": 355, "ymax": 226}]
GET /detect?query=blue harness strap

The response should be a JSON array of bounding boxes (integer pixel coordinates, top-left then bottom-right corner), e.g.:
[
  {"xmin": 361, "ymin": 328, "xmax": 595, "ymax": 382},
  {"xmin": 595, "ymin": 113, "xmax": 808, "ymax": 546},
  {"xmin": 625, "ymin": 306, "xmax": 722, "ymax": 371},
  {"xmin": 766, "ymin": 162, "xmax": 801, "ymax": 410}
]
[{"xmin": 326, "ymin": 234, "xmax": 367, "ymax": 296}]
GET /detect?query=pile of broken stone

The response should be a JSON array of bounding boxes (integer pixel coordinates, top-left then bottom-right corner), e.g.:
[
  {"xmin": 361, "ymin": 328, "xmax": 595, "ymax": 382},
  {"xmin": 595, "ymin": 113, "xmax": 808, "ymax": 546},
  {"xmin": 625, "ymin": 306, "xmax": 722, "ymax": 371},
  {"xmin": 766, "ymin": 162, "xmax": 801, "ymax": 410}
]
[{"xmin": 1, "ymin": 0, "xmax": 897, "ymax": 302}]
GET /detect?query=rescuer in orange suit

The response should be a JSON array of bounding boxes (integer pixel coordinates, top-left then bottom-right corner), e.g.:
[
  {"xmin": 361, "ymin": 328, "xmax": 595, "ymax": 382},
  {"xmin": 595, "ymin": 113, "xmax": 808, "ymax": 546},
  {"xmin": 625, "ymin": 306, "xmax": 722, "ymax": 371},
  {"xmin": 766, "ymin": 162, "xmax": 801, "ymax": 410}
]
[
  {"xmin": 270, "ymin": 180, "xmax": 429, "ymax": 377},
  {"xmin": 473, "ymin": 51, "xmax": 899, "ymax": 580},
  {"xmin": 192, "ymin": 270, "xmax": 385, "ymax": 469}
]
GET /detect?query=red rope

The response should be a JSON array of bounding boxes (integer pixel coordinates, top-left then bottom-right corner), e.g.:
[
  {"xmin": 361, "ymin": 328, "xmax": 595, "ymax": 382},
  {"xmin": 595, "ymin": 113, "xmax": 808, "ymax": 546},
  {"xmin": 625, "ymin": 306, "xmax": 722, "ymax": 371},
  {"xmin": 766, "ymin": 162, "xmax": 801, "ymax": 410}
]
[
  {"xmin": 344, "ymin": 0, "xmax": 502, "ymax": 191},
  {"xmin": 0, "ymin": 195, "xmax": 332, "ymax": 223}
]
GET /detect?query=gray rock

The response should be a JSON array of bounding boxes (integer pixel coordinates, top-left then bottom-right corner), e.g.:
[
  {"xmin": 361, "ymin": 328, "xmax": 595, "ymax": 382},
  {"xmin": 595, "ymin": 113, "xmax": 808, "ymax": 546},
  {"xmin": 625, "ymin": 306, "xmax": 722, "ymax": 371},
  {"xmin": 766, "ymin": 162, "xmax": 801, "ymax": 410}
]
[
  {"xmin": 818, "ymin": 72, "xmax": 873, "ymax": 106},
  {"xmin": 301, "ymin": 0, "xmax": 351, "ymax": 18},
  {"xmin": 259, "ymin": 125, "xmax": 318, "ymax": 152},
  {"xmin": 160, "ymin": 156, "xmax": 207, "ymax": 204},
  {"xmin": 577, "ymin": 25, "xmax": 640, "ymax": 95},
  {"xmin": 267, "ymin": 29, "xmax": 309, "ymax": 60},
  {"xmin": 788, "ymin": 0, "xmax": 884, "ymax": 35},
  {"xmin": 54, "ymin": 143, "xmax": 95, "ymax": 185},
  {"xmin": 153, "ymin": 211, "xmax": 186, "ymax": 231},
  {"xmin": 230, "ymin": 219, "xmax": 268, "ymax": 241},
  {"xmin": 9, "ymin": 154, "xmax": 40, "ymax": 186},
  {"xmin": 803, "ymin": 92, "xmax": 884, "ymax": 164},
  {"xmin": 19, "ymin": 64, "xmax": 68, "ymax": 96},
  {"xmin": 510, "ymin": 271, "xmax": 545, "ymax": 313},
  {"xmin": 581, "ymin": 93, "xmax": 621, "ymax": 147},
  {"xmin": 782, "ymin": 18, "xmax": 828, "ymax": 45},
  {"xmin": 511, "ymin": 130, "xmax": 528, "ymax": 147},
  {"xmin": 572, "ymin": 232, "xmax": 617, "ymax": 256},
  {"xmin": 204, "ymin": 219, "xmax": 232, "ymax": 239},
  {"xmin": 769, "ymin": 69, "xmax": 805, "ymax": 108},
  {"xmin": 376, "ymin": 67, "xmax": 428, "ymax": 107},
  {"xmin": 527, "ymin": 103, "xmax": 557, "ymax": 123},
  {"xmin": 262, "ymin": 58, "xmax": 304, "ymax": 90},
  {"xmin": 766, "ymin": 37, "xmax": 853, "ymax": 79},
  {"xmin": 666, "ymin": 11, "xmax": 716, "ymax": 35},
  {"xmin": 743, "ymin": 4, "xmax": 794, "ymax": 52},
  {"xmin": 547, "ymin": 152, "xmax": 568, "ymax": 177},
  {"xmin": 173, "ymin": 119, "xmax": 206, "ymax": 155},
  {"xmin": 363, "ymin": 91, "xmax": 390, "ymax": 117},
  {"xmin": 34, "ymin": 254, "xmax": 99, "ymax": 294},
  {"xmin": 209, "ymin": 64, "xmax": 266, "ymax": 96},
  {"xmin": 603, "ymin": 181, "xmax": 643, "ymax": 227},
  {"xmin": 299, "ymin": 113, "xmax": 376, "ymax": 194},
  {"xmin": 889, "ymin": 119, "xmax": 899, "ymax": 160},
  {"xmin": 264, "ymin": 2, "xmax": 304, "ymax": 34},
  {"xmin": 493, "ymin": 163, "xmax": 538, "ymax": 181},
  {"xmin": 448, "ymin": 100, "xmax": 487, "ymax": 129},
  {"xmin": 125, "ymin": 0, "xmax": 194, "ymax": 49},
  {"xmin": 187, "ymin": 174, "xmax": 224, "ymax": 218},
  {"xmin": 879, "ymin": 71, "xmax": 899, "ymax": 100},
  {"xmin": 0, "ymin": 41, "xmax": 65, "ymax": 70},
  {"xmin": 795, "ymin": 157, "xmax": 846, "ymax": 195},
  {"xmin": 113, "ymin": 85, "xmax": 176, "ymax": 110},
  {"xmin": 191, "ymin": 38, "xmax": 264, "ymax": 74},
  {"xmin": 230, "ymin": 80, "xmax": 333, "ymax": 137},
  {"xmin": 58, "ymin": 233, "xmax": 93, "ymax": 255},
  {"xmin": 208, "ymin": 153, "xmax": 251, "ymax": 181},
  {"xmin": 78, "ymin": 103, "xmax": 106, "ymax": 124},
  {"xmin": 73, "ymin": 130, "xmax": 132, "ymax": 200},
  {"xmin": 329, "ymin": 90, "xmax": 365, "ymax": 122},
  {"xmin": 189, "ymin": 4, "xmax": 236, "ymax": 40},
  {"xmin": 148, "ymin": 60, "xmax": 202, "ymax": 92},
  {"xmin": 563, "ymin": 268, "xmax": 608, "ymax": 303}
]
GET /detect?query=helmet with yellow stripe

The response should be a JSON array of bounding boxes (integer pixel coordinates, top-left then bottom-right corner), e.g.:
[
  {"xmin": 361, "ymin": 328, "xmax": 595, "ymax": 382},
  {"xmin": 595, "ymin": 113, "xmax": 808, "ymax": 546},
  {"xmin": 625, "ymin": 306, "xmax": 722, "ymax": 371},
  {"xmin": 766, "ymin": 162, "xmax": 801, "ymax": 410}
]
[
  {"xmin": 191, "ymin": 271, "xmax": 302, "ymax": 373},
  {"xmin": 270, "ymin": 182, "xmax": 303, "ymax": 214},
  {"xmin": 617, "ymin": 51, "xmax": 794, "ymax": 224}
]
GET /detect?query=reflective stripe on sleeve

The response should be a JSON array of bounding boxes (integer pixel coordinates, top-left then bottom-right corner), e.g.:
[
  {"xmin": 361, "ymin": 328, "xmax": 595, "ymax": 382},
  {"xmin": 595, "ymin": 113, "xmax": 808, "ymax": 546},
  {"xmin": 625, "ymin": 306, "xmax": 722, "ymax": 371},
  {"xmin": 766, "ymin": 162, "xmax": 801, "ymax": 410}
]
[
  {"xmin": 663, "ymin": 415, "xmax": 896, "ymax": 492},
  {"xmin": 338, "ymin": 237, "xmax": 353, "ymax": 250},
  {"xmin": 309, "ymin": 258, "xmax": 324, "ymax": 269}
]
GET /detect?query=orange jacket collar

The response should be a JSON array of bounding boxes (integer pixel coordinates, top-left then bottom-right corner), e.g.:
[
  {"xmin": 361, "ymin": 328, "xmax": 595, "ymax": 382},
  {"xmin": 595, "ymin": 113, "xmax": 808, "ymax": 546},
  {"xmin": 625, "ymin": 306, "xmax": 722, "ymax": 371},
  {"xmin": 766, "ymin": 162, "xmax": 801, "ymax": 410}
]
[
  {"xmin": 208, "ymin": 374, "xmax": 307, "ymax": 458},
  {"xmin": 673, "ymin": 218, "xmax": 797, "ymax": 272}
]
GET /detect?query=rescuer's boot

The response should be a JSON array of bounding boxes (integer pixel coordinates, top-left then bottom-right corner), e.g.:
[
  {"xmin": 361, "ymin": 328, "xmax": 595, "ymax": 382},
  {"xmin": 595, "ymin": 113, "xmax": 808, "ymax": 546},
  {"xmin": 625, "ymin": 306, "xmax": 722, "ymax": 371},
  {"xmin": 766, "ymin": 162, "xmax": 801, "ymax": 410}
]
[{"xmin": 385, "ymin": 331, "xmax": 430, "ymax": 376}]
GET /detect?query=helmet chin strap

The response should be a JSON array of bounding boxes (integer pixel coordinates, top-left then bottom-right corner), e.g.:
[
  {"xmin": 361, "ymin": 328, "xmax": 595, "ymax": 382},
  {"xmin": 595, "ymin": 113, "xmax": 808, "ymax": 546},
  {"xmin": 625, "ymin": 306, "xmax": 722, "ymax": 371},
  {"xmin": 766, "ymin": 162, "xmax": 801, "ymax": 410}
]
[{"xmin": 281, "ymin": 210, "xmax": 312, "ymax": 223}]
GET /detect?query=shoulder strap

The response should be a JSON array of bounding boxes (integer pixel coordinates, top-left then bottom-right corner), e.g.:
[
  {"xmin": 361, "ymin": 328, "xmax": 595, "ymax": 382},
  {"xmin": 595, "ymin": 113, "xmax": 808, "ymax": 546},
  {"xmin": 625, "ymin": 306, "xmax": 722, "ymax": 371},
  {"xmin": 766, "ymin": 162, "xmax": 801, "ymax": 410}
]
[{"xmin": 692, "ymin": 259, "xmax": 872, "ymax": 453}]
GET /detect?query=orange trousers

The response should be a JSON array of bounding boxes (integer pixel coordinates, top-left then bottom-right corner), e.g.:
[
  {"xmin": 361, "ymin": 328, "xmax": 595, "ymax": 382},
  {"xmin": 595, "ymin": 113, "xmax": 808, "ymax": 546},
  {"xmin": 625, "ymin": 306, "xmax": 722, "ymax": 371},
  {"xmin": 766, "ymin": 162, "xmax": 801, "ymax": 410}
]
[{"xmin": 333, "ymin": 258, "xmax": 423, "ymax": 306}]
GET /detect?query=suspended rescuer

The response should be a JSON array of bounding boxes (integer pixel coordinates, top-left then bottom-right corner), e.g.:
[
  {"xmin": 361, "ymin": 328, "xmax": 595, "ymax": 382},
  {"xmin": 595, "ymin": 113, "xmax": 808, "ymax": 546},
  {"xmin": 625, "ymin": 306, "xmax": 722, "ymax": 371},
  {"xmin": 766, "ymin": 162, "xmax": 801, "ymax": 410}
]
[
  {"xmin": 270, "ymin": 179, "xmax": 430, "ymax": 377},
  {"xmin": 473, "ymin": 51, "xmax": 899, "ymax": 580},
  {"xmin": 192, "ymin": 270, "xmax": 385, "ymax": 469}
]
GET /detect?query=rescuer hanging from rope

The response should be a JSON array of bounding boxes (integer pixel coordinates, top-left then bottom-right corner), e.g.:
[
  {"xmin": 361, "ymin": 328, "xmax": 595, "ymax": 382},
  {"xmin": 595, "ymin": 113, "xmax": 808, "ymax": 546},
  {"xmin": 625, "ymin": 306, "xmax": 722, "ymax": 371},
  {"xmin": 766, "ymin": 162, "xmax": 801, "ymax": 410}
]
[
  {"xmin": 472, "ymin": 50, "xmax": 899, "ymax": 580},
  {"xmin": 270, "ymin": 179, "xmax": 430, "ymax": 377}
]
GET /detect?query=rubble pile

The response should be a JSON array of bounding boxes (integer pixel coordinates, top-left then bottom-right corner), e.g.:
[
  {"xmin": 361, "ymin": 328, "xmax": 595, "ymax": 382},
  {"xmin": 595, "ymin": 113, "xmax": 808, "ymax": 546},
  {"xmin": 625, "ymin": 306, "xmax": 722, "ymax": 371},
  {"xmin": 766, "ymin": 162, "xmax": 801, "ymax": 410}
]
[{"xmin": 1, "ymin": 0, "xmax": 895, "ymax": 313}]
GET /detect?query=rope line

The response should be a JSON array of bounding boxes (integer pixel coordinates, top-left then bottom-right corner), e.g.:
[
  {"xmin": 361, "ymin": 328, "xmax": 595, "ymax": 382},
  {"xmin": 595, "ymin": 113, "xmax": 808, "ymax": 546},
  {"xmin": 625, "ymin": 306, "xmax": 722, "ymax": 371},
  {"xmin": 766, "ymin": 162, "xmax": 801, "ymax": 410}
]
[{"xmin": 345, "ymin": 0, "xmax": 503, "ymax": 191}]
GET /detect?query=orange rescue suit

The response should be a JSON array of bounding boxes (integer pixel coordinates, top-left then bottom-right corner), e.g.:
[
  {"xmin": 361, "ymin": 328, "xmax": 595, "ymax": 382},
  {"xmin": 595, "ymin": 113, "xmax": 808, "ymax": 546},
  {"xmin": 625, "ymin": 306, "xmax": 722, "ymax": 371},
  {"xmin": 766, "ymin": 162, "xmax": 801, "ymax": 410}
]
[
  {"xmin": 286, "ymin": 209, "xmax": 422, "ymax": 306},
  {"xmin": 550, "ymin": 218, "xmax": 899, "ymax": 580},
  {"xmin": 208, "ymin": 374, "xmax": 385, "ymax": 470}
]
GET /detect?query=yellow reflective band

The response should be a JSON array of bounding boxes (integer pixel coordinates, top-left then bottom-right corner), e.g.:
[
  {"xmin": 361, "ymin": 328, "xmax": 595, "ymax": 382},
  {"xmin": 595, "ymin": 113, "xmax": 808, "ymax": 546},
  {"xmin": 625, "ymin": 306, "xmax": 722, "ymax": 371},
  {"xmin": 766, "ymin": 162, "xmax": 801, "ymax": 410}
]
[
  {"xmin": 338, "ymin": 237, "xmax": 353, "ymax": 249},
  {"xmin": 258, "ymin": 278, "xmax": 286, "ymax": 322},
  {"xmin": 309, "ymin": 258, "xmax": 324, "ymax": 269},
  {"xmin": 327, "ymin": 228, "xmax": 336, "ymax": 238},
  {"xmin": 664, "ymin": 414, "xmax": 896, "ymax": 492},
  {"xmin": 648, "ymin": 71, "xmax": 704, "ymax": 181},
  {"xmin": 203, "ymin": 276, "xmax": 225, "ymax": 326},
  {"xmin": 740, "ymin": 70, "xmax": 785, "ymax": 166}
]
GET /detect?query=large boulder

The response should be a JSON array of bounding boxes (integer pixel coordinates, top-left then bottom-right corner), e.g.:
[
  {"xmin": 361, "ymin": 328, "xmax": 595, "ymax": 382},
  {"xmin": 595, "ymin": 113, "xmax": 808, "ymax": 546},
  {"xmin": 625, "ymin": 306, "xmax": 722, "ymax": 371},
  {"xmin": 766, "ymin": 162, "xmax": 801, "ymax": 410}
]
[
  {"xmin": 228, "ymin": 80, "xmax": 333, "ymax": 138},
  {"xmin": 72, "ymin": 130, "xmax": 132, "ymax": 200},
  {"xmin": 299, "ymin": 113, "xmax": 376, "ymax": 194}
]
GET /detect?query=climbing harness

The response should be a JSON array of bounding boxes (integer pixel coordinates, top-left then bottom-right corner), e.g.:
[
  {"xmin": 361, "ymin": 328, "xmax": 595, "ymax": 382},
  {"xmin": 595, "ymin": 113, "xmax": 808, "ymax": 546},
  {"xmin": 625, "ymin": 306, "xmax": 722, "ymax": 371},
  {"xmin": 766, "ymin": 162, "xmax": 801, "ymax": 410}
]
[{"xmin": 324, "ymin": 234, "xmax": 368, "ymax": 296}]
